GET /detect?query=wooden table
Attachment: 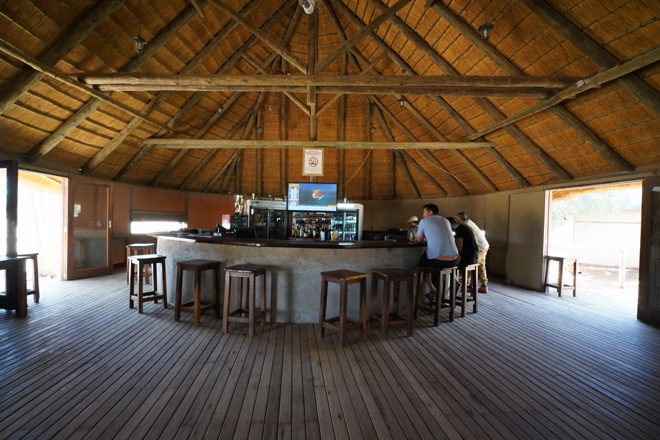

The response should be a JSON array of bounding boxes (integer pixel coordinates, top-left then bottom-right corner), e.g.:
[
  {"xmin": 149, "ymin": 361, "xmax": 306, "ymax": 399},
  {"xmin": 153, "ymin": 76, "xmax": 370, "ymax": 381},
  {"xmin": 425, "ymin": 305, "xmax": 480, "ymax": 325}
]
[{"xmin": 0, "ymin": 255, "xmax": 29, "ymax": 317}]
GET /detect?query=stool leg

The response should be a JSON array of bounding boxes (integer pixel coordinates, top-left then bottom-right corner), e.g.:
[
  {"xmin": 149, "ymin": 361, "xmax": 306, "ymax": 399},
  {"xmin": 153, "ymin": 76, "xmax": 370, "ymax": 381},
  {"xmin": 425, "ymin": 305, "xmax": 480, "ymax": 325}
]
[
  {"xmin": 318, "ymin": 276, "xmax": 328, "ymax": 337},
  {"xmin": 153, "ymin": 262, "xmax": 159, "ymax": 302},
  {"xmin": 414, "ymin": 268, "xmax": 423, "ymax": 319},
  {"xmin": 259, "ymin": 273, "xmax": 266, "ymax": 327},
  {"xmin": 32, "ymin": 257, "xmax": 40, "ymax": 303},
  {"xmin": 137, "ymin": 261, "xmax": 144, "ymax": 314},
  {"xmin": 248, "ymin": 274, "xmax": 256, "ymax": 337},
  {"xmin": 193, "ymin": 268, "xmax": 201, "ymax": 326},
  {"xmin": 406, "ymin": 276, "xmax": 414, "ymax": 336},
  {"xmin": 370, "ymin": 274, "xmax": 378, "ymax": 330},
  {"xmin": 161, "ymin": 261, "xmax": 168, "ymax": 308},
  {"xmin": 338, "ymin": 282, "xmax": 347, "ymax": 347},
  {"xmin": 129, "ymin": 260, "xmax": 135, "ymax": 309},
  {"xmin": 473, "ymin": 267, "xmax": 478, "ymax": 313},
  {"xmin": 558, "ymin": 259, "xmax": 564, "ymax": 297},
  {"xmin": 461, "ymin": 267, "xmax": 467, "ymax": 318},
  {"xmin": 381, "ymin": 278, "xmax": 390, "ymax": 337},
  {"xmin": 572, "ymin": 260, "xmax": 578, "ymax": 297},
  {"xmin": 448, "ymin": 270, "xmax": 456, "ymax": 322},
  {"xmin": 175, "ymin": 265, "xmax": 183, "ymax": 321},
  {"xmin": 223, "ymin": 272, "xmax": 231, "ymax": 333},
  {"xmin": 213, "ymin": 268, "xmax": 220, "ymax": 318},
  {"xmin": 360, "ymin": 278, "xmax": 367, "ymax": 341},
  {"xmin": 433, "ymin": 271, "xmax": 440, "ymax": 327}
]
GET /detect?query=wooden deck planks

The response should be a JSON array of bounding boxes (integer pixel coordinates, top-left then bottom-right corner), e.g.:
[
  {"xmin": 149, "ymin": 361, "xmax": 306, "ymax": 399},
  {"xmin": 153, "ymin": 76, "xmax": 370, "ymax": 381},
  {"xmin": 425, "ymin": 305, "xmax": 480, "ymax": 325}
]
[{"xmin": 0, "ymin": 271, "xmax": 659, "ymax": 439}]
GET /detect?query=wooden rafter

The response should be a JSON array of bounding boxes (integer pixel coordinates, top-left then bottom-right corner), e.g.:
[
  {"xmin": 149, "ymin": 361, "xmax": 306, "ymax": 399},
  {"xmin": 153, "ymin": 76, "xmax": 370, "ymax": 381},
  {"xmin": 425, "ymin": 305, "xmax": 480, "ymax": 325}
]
[
  {"xmin": 0, "ymin": 0, "xmax": 122, "ymax": 116},
  {"xmin": 118, "ymin": 0, "xmax": 296, "ymax": 183},
  {"xmin": 429, "ymin": 1, "xmax": 634, "ymax": 173},
  {"xmin": 209, "ymin": 0, "xmax": 307, "ymax": 73},
  {"xmin": 353, "ymin": 0, "xmax": 572, "ymax": 181},
  {"xmin": 0, "ymin": 41, "xmax": 173, "ymax": 134},
  {"xmin": 521, "ymin": 0, "xmax": 660, "ymax": 117},
  {"xmin": 145, "ymin": 139, "xmax": 494, "ymax": 150},
  {"xmin": 25, "ymin": 3, "xmax": 201, "ymax": 164}
]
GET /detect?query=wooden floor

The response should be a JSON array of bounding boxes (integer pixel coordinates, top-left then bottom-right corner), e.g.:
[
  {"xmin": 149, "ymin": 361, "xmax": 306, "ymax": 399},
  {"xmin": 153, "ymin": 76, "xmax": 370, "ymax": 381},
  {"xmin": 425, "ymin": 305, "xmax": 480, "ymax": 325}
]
[{"xmin": 1, "ymin": 271, "xmax": 659, "ymax": 440}]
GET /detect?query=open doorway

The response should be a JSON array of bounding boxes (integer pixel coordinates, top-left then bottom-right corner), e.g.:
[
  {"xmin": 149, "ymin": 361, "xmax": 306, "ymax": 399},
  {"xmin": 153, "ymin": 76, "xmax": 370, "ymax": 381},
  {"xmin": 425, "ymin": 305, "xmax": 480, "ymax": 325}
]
[
  {"xmin": 17, "ymin": 171, "xmax": 64, "ymax": 282},
  {"xmin": 546, "ymin": 182, "xmax": 641, "ymax": 314}
]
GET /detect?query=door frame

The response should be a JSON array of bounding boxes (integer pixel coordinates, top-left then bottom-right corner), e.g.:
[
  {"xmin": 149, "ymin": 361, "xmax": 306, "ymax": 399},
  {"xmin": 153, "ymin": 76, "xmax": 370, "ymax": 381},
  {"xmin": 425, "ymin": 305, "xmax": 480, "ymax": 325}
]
[
  {"xmin": 64, "ymin": 178, "xmax": 113, "ymax": 280},
  {"xmin": 638, "ymin": 176, "xmax": 660, "ymax": 325}
]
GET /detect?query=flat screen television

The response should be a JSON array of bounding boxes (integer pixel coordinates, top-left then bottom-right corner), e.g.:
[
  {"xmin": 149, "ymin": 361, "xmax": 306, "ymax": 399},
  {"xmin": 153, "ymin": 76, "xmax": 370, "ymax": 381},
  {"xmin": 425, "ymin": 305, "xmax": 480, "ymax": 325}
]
[{"xmin": 287, "ymin": 182, "xmax": 338, "ymax": 212}]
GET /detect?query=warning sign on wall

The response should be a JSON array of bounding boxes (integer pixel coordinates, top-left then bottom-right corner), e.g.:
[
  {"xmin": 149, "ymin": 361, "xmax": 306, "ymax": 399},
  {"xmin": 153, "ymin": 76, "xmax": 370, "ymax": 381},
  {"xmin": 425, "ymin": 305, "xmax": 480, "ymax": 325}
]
[{"xmin": 303, "ymin": 149, "xmax": 324, "ymax": 176}]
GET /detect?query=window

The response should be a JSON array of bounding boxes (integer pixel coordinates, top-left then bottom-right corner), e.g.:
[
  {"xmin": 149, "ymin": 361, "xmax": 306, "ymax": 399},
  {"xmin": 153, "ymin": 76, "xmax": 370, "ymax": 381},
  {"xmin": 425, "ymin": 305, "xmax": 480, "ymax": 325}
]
[{"xmin": 130, "ymin": 211, "xmax": 187, "ymax": 234}]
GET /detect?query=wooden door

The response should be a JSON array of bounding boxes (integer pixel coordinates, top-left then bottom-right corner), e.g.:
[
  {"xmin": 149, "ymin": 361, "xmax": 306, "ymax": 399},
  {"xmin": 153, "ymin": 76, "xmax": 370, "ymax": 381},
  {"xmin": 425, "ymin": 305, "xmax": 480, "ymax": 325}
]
[
  {"xmin": 638, "ymin": 177, "xmax": 660, "ymax": 325},
  {"xmin": 64, "ymin": 179, "xmax": 113, "ymax": 280}
]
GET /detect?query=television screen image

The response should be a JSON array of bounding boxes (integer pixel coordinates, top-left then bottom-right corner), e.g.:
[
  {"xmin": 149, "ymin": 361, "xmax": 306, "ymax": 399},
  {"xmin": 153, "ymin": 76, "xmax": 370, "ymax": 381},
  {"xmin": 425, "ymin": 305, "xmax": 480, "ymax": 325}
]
[{"xmin": 287, "ymin": 182, "xmax": 338, "ymax": 212}]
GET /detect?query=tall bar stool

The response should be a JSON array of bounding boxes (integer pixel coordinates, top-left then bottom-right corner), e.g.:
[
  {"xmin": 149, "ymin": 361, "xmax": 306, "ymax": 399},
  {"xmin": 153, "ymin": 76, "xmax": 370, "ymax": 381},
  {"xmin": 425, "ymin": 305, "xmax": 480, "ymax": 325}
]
[
  {"xmin": 370, "ymin": 268, "xmax": 415, "ymax": 337},
  {"xmin": 456, "ymin": 264, "xmax": 478, "ymax": 317},
  {"xmin": 318, "ymin": 269, "xmax": 368, "ymax": 346},
  {"xmin": 223, "ymin": 264, "xmax": 267, "ymax": 336},
  {"xmin": 415, "ymin": 266, "xmax": 456, "ymax": 325},
  {"xmin": 18, "ymin": 253, "xmax": 39, "ymax": 303},
  {"xmin": 128, "ymin": 254, "xmax": 167, "ymax": 314},
  {"xmin": 126, "ymin": 243, "xmax": 156, "ymax": 284},
  {"xmin": 175, "ymin": 259, "xmax": 221, "ymax": 326},
  {"xmin": 543, "ymin": 256, "xmax": 578, "ymax": 297}
]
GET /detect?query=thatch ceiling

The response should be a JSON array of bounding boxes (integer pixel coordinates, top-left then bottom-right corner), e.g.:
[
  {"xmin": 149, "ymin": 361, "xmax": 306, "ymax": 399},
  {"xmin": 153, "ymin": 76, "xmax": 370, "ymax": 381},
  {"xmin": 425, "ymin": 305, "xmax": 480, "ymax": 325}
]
[{"xmin": 0, "ymin": 0, "xmax": 658, "ymax": 200}]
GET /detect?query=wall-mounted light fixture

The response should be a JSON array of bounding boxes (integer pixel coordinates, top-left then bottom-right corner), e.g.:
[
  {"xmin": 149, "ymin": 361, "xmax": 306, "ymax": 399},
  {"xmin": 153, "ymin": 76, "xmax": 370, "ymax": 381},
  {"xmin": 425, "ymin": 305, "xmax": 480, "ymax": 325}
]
[{"xmin": 478, "ymin": 22, "xmax": 493, "ymax": 41}]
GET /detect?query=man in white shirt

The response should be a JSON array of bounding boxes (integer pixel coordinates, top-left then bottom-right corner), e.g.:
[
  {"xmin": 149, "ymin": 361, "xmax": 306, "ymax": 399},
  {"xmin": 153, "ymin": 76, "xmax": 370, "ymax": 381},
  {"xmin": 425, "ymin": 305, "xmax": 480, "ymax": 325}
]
[{"xmin": 457, "ymin": 212, "xmax": 489, "ymax": 293}]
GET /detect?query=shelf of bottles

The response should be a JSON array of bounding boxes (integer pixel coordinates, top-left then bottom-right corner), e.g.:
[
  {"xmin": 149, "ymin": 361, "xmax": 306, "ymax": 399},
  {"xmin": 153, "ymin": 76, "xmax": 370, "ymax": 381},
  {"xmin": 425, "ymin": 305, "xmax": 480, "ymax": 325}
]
[{"xmin": 290, "ymin": 211, "xmax": 358, "ymax": 241}]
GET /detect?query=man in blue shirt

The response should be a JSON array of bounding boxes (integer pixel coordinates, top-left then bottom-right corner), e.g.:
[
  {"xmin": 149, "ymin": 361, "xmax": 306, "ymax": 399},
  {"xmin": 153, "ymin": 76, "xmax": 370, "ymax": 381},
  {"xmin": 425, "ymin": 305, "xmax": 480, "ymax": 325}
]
[{"xmin": 416, "ymin": 204, "xmax": 459, "ymax": 300}]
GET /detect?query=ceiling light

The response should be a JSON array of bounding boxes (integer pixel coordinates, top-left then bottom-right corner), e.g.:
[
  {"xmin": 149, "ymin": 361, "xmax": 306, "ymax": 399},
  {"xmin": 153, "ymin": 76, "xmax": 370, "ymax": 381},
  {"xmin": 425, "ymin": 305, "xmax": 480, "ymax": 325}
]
[
  {"xmin": 218, "ymin": 105, "xmax": 223, "ymax": 114},
  {"xmin": 132, "ymin": 0, "xmax": 146, "ymax": 54},
  {"xmin": 478, "ymin": 23, "xmax": 493, "ymax": 41},
  {"xmin": 132, "ymin": 36, "xmax": 146, "ymax": 54},
  {"xmin": 398, "ymin": 97, "xmax": 405, "ymax": 108},
  {"xmin": 301, "ymin": 0, "xmax": 315, "ymax": 15},
  {"xmin": 370, "ymin": 126, "xmax": 376, "ymax": 135}
]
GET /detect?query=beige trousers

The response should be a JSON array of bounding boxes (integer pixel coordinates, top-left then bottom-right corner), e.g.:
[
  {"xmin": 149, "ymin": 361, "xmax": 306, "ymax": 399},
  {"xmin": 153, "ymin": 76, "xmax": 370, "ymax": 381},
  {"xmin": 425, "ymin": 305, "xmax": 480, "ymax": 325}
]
[{"xmin": 477, "ymin": 249, "xmax": 488, "ymax": 286}]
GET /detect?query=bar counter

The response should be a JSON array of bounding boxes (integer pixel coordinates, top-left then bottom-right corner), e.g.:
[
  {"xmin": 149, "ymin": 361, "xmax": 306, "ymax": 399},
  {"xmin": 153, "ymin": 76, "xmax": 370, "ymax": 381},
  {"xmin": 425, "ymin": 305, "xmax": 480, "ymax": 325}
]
[{"xmin": 154, "ymin": 234, "xmax": 425, "ymax": 323}]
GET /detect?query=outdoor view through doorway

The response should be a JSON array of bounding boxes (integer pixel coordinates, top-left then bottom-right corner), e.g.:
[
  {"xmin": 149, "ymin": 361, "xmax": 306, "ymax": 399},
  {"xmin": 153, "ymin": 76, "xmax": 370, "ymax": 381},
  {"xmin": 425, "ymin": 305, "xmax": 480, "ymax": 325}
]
[{"xmin": 546, "ymin": 182, "xmax": 641, "ymax": 315}]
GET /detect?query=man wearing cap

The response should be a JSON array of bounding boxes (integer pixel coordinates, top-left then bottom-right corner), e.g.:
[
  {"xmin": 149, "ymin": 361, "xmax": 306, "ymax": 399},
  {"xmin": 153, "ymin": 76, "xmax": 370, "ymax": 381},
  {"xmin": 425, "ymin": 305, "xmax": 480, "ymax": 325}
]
[{"xmin": 406, "ymin": 215, "xmax": 419, "ymax": 241}]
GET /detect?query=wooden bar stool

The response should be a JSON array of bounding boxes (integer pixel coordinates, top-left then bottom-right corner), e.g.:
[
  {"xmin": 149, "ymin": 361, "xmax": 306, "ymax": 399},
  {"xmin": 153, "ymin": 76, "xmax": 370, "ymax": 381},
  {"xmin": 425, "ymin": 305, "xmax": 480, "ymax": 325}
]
[
  {"xmin": 223, "ymin": 264, "xmax": 267, "ymax": 336},
  {"xmin": 175, "ymin": 259, "xmax": 221, "ymax": 326},
  {"xmin": 126, "ymin": 243, "xmax": 156, "ymax": 284},
  {"xmin": 318, "ymin": 269, "xmax": 368, "ymax": 346},
  {"xmin": 456, "ymin": 264, "xmax": 478, "ymax": 317},
  {"xmin": 18, "ymin": 253, "xmax": 39, "ymax": 303},
  {"xmin": 370, "ymin": 268, "xmax": 415, "ymax": 337},
  {"xmin": 128, "ymin": 254, "xmax": 167, "ymax": 314},
  {"xmin": 415, "ymin": 266, "xmax": 456, "ymax": 325},
  {"xmin": 544, "ymin": 256, "xmax": 578, "ymax": 297}
]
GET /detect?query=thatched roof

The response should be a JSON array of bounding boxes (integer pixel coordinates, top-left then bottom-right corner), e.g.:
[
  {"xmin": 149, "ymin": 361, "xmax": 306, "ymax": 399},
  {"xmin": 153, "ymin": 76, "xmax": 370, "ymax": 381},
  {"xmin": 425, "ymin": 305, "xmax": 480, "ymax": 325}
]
[{"xmin": 0, "ymin": 0, "xmax": 658, "ymax": 200}]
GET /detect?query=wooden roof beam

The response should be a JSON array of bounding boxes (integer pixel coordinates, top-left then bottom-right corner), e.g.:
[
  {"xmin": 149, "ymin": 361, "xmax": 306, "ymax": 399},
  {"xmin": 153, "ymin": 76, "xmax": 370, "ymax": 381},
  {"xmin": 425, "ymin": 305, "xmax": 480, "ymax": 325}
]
[
  {"xmin": 361, "ymin": 0, "xmax": 571, "ymax": 181},
  {"xmin": 0, "ymin": 0, "xmax": 122, "ymax": 116},
  {"xmin": 333, "ymin": 0, "xmax": 529, "ymax": 189},
  {"xmin": 467, "ymin": 46, "xmax": 660, "ymax": 142},
  {"xmin": 116, "ymin": 0, "xmax": 296, "ymax": 183},
  {"xmin": 0, "ymin": 40, "xmax": 174, "ymax": 134},
  {"xmin": 26, "ymin": 3, "xmax": 202, "ymax": 164},
  {"xmin": 209, "ymin": 0, "xmax": 307, "ymax": 73},
  {"xmin": 145, "ymin": 139, "xmax": 494, "ymax": 150},
  {"xmin": 521, "ymin": 0, "xmax": 660, "ymax": 117},
  {"xmin": 315, "ymin": 0, "xmax": 413, "ymax": 74},
  {"xmin": 371, "ymin": 97, "xmax": 467, "ymax": 196},
  {"xmin": 429, "ymin": 0, "xmax": 633, "ymax": 173}
]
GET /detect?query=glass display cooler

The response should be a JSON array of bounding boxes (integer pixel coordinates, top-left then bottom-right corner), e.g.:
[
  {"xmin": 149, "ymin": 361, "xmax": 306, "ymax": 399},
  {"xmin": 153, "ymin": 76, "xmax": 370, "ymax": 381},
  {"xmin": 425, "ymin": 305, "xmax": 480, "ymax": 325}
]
[
  {"xmin": 289, "ymin": 203, "xmax": 363, "ymax": 241},
  {"xmin": 245, "ymin": 200, "xmax": 288, "ymax": 239}
]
